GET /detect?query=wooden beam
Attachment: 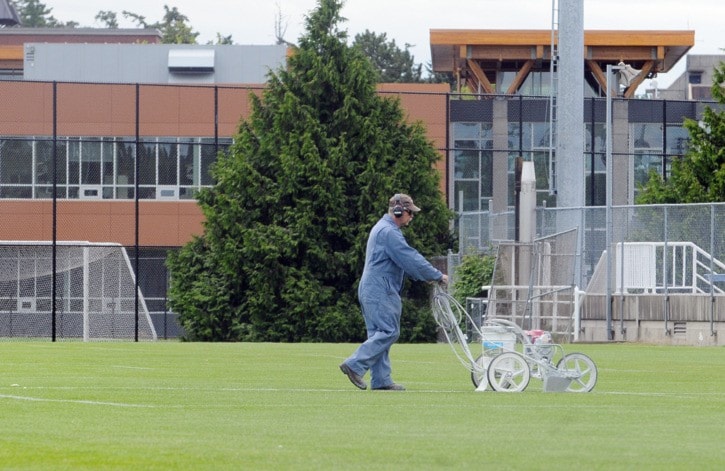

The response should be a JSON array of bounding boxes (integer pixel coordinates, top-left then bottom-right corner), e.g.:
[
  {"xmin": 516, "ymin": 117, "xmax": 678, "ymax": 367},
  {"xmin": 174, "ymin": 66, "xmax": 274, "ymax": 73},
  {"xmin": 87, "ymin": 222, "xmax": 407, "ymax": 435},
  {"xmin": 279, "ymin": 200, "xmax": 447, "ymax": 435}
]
[
  {"xmin": 468, "ymin": 45, "xmax": 538, "ymax": 61},
  {"xmin": 586, "ymin": 46, "xmax": 657, "ymax": 61},
  {"xmin": 467, "ymin": 59, "xmax": 495, "ymax": 94},
  {"xmin": 506, "ymin": 60, "xmax": 534, "ymax": 95},
  {"xmin": 583, "ymin": 30, "xmax": 694, "ymax": 47},
  {"xmin": 465, "ymin": 77, "xmax": 479, "ymax": 94},
  {"xmin": 431, "ymin": 29, "xmax": 556, "ymax": 46},
  {"xmin": 586, "ymin": 59, "xmax": 617, "ymax": 97}
]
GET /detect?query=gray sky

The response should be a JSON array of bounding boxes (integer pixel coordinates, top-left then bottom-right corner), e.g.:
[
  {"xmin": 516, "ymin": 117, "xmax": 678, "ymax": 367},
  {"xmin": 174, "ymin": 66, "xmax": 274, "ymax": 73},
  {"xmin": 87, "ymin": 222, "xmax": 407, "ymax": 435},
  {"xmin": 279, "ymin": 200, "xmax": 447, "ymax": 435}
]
[{"xmin": 43, "ymin": 0, "xmax": 724, "ymax": 88}]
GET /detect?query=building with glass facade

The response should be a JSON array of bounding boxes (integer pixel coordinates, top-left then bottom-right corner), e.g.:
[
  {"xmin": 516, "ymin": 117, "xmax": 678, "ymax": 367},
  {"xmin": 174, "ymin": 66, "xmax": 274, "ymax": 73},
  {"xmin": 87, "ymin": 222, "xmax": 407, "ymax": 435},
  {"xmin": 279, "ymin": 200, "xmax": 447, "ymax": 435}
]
[{"xmin": 429, "ymin": 29, "xmax": 709, "ymax": 215}]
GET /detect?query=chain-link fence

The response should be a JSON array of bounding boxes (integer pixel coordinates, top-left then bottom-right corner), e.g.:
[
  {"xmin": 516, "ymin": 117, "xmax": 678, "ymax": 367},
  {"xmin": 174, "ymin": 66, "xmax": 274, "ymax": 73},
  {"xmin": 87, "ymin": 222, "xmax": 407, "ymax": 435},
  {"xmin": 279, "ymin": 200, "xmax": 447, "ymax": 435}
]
[
  {"xmin": 0, "ymin": 80, "xmax": 266, "ymax": 341},
  {"xmin": 0, "ymin": 80, "xmax": 450, "ymax": 341},
  {"xmin": 3, "ymin": 79, "xmax": 723, "ymax": 342},
  {"xmin": 0, "ymin": 242, "xmax": 179, "ymax": 341},
  {"xmin": 451, "ymin": 203, "xmax": 725, "ymax": 344},
  {"xmin": 454, "ymin": 202, "xmax": 725, "ymax": 288}
]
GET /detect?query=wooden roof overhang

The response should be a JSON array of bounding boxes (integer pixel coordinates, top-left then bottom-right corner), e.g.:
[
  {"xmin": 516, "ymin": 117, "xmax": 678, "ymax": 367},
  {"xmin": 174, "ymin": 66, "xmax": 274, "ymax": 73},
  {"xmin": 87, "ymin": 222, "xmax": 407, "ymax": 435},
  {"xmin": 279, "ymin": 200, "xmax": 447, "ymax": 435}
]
[{"xmin": 430, "ymin": 29, "xmax": 694, "ymax": 97}]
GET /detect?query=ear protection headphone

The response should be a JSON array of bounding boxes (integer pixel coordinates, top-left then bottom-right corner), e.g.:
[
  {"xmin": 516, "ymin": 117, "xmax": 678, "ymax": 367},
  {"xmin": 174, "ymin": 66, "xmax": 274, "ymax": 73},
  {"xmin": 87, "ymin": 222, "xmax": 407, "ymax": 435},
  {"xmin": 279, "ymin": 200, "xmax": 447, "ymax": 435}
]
[{"xmin": 392, "ymin": 194, "xmax": 404, "ymax": 218}]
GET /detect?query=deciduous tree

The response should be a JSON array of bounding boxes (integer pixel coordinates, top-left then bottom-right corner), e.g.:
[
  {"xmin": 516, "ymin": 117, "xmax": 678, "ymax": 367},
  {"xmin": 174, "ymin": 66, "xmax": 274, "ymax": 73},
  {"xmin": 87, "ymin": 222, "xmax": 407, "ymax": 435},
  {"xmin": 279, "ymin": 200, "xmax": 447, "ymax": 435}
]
[
  {"xmin": 11, "ymin": 0, "xmax": 76, "ymax": 27},
  {"xmin": 353, "ymin": 29, "xmax": 422, "ymax": 83},
  {"xmin": 638, "ymin": 61, "xmax": 725, "ymax": 203},
  {"xmin": 123, "ymin": 5, "xmax": 199, "ymax": 44}
]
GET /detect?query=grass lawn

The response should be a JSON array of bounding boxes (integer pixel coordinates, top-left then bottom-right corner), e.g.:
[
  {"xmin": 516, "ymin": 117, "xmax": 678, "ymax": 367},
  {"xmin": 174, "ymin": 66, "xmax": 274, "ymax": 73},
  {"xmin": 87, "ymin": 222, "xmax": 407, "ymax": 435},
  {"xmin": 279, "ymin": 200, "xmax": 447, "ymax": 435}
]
[{"xmin": 0, "ymin": 341, "xmax": 723, "ymax": 470}]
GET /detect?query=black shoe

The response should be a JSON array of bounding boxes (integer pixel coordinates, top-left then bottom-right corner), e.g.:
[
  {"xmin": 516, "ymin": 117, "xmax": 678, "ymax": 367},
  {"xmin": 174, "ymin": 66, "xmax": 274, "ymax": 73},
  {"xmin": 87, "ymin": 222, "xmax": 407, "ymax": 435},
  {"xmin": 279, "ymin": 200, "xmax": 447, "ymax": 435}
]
[
  {"xmin": 339, "ymin": 363, "xmax": 367, "ymax": 390},
  {"xmin": 372, "ymin": 383, "xmax": 406, "ymax": 391}
]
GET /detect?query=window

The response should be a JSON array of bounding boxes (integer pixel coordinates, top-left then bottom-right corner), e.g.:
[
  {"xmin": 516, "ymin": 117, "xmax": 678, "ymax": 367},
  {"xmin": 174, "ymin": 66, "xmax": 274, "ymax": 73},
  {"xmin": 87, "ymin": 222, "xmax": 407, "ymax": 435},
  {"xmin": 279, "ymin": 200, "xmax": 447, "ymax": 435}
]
[
  {"xmin": 665, "ymin": 126, "xmax": 689, "ymax": 156},
  {"xmin": 452, "ymin": 123, "xmax": 493, "ymax": 212},
  {"xmin": 0, "ymin": 139, "xmax": 32, "ymax": 184},
  {"xmin": 101, "ymin": 138, "xmax": 114, "ymax": 185},
  {"xmin": 138, "ymin": 140, "xmax": 157, "ymax": 187},
  {"xmin": 585, "ymin": 123, "xmax": 607, "ymax": 206},
  {"xmin": 506, "ymin": 122, "xmax": 555, "ymax": 207},
  {"xmin": 0, "ymin": 136, "xmax": 227, "ymax": 200},
  {"xmin": 179, "ymin": 142, "xmax": 195, "ymax": 186},
  {"xmin": 688, "ymin": 72, "xmax": 702, "ymax": 85},
  {"xmin": 631, "ymin": 123, "xmax": 664, "ymax": 201},
  {"xmin": 158, "ymin": 140, "xmax": 178, "ymax": 185}
]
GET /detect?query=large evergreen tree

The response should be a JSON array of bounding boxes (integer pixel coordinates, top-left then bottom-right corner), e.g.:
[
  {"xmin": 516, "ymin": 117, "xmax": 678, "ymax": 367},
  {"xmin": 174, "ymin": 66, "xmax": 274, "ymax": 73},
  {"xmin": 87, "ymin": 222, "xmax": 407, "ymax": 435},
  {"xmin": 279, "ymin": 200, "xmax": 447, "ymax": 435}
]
[
  {"xmin": 638, "ymin": 61, "xmax": 725, "ymax": 203},
  {"xmin": 167, "ymin": 0, "xmax": 451, "ymax": 342}
]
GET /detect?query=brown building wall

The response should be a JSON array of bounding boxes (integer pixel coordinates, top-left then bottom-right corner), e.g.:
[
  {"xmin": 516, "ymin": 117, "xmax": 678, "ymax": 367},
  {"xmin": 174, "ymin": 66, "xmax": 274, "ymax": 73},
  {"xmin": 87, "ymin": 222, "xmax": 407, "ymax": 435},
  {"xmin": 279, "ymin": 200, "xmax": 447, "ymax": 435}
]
[
  {"xmin": 0, "ymin": 81, "xmax": 449, "ymax": 247},
  {"xmin": 377, "ymin": 83, "xmax": 449, "ymax": 196},
  {"xmin": 0, "ymin": 81, "xmax": 54, "ymax": 135},
  {"xmin": 0, "ymin": 82, "xmax": 265, "ymax": 137},
  {"xmin": 0, "ymin": 200, "xmax": 205, "ymax": 246}
]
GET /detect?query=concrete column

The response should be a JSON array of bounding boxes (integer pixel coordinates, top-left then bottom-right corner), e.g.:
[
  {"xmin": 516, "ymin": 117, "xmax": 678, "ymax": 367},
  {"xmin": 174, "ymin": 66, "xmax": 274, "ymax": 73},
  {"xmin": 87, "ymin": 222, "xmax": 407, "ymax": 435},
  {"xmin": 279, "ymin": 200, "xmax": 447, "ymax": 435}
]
[
  {"xmin": 612, "ymin": 100, "xmax": 630, "ymax": 205},
  {"xmin": 492, "ymin": 97, "xmax": 509, "ymax": 214},
  {"xmin": 490, "ymin": 97, "xmax": 510, "ymax": 241}
]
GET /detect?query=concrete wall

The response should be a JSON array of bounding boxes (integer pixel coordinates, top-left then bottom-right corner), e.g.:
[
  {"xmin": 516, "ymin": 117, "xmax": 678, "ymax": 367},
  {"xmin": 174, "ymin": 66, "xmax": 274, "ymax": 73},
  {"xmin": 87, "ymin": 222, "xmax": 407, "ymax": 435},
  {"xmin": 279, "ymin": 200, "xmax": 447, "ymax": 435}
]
[
  {"xmin": 580, "ymin": 320, "xmax": 722, "ymax": 346},
  {"xmin": 579, "ymin": 293, "xmax": 723, "ymax": 345}
]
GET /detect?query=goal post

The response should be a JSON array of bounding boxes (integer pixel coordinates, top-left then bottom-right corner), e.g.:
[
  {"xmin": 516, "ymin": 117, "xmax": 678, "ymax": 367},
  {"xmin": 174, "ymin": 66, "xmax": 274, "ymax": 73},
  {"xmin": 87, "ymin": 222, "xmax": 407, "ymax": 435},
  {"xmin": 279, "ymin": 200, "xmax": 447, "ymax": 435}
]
[{"xmin": 0, "ymin": 241, "xmax": 157, "ymax": 341}]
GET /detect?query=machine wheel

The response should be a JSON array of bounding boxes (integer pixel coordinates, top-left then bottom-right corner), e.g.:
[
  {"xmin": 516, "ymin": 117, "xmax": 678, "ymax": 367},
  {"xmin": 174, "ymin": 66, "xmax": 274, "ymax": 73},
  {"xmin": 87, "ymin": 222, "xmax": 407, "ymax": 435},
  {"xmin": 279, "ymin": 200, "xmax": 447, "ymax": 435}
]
[
  {"xmin": 470, "ymin": 354, "xmax": 490, "ymax": 390},
  {"xmin": 556, "ymin": 353, "xmax": 598, "ymax": 392},
  {"xmin": 487, "ymin": 352, "xmax": 530, "ymax": 392}
]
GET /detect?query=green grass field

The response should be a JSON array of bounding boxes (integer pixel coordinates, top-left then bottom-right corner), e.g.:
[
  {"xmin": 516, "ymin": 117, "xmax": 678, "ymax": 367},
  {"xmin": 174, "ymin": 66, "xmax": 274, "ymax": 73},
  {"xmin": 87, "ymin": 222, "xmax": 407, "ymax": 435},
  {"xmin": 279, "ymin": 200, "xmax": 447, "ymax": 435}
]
[{"xmin": 1, "ymin": 341, "xmax": 723, "ymax": 470}]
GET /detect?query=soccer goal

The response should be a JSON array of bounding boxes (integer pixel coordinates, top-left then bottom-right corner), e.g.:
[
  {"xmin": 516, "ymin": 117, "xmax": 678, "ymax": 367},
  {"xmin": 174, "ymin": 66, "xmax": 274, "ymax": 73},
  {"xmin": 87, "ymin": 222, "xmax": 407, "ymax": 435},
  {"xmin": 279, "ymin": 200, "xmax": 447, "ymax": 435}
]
[{"xmin": 0, "ymin": 241, "xmax": 157, "ymax": 341}]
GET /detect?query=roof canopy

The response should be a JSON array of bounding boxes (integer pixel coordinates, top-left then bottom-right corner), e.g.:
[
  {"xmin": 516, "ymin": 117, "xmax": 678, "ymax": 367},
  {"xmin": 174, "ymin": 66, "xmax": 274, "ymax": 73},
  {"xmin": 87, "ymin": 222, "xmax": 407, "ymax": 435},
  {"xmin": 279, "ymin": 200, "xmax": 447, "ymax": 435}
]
[{"xmin": 430, "ymin": 29, "xmax": 695, "ymax": 97}]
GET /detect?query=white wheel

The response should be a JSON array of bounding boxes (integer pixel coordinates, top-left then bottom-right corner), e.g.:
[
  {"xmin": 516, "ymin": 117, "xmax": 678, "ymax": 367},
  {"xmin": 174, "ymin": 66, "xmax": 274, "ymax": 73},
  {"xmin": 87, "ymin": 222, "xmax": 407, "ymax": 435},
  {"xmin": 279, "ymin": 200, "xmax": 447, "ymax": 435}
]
[
  {"xmin": 556, "ymin": 352, "xmax": 598, "ymax": 392},
  {"xmin": 487, "ymin": 352, "xmax": 530, "ymax": 392},
  {"xmin": 471, "ymin": 354, "xmax": 490, "ymax": 389}
]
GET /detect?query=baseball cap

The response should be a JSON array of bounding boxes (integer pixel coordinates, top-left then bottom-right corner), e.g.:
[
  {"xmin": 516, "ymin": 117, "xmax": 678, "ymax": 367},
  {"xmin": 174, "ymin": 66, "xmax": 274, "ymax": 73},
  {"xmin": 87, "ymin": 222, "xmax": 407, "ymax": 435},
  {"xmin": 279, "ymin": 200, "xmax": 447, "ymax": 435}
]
[{"xmin": 389, "ymin": 193, "xmax": 421, "ymax": 212}]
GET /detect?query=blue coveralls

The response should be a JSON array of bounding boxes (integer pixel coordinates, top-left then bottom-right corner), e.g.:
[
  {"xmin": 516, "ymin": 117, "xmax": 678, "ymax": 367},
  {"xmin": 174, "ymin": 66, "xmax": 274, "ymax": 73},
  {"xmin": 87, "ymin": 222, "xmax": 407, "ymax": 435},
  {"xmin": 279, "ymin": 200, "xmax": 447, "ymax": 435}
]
[{"xmin": 344, "ymin": 214, "xmax": 443, "ymax": 389}]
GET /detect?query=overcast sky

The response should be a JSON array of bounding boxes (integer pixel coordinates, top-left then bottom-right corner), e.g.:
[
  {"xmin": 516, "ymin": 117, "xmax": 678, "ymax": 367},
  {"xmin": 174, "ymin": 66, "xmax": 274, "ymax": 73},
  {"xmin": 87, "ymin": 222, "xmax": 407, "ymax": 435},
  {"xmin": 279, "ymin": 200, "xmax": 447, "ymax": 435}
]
[{"xmin": 41, "ymin": 0, "xmax": 724, "ymax": 88}]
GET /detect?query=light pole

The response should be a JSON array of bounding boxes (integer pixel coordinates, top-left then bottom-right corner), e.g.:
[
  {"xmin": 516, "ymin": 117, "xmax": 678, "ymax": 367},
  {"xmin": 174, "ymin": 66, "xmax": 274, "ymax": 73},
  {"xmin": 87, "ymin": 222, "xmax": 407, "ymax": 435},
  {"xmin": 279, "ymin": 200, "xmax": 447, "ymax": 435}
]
[{"xmin": 605, "ymin": 64, "xmax": 624, "ymax": 341}]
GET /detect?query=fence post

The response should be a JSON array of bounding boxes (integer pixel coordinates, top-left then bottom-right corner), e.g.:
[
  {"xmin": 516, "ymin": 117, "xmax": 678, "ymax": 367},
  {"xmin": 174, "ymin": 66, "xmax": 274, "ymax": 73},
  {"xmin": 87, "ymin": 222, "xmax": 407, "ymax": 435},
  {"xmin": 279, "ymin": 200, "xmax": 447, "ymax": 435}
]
[
  {"xmin": 134, "ymin": 84, "xmax": 140, "ymax": 342},
  {"xmin": 51, "ymin": 81, "xmax": 58, "ymax": 342},
  {"xmin": 663, "ymin": 206, "xmax": 670, "ymax": 335},
  {"xmin": 711, "ymin": 204, "xmax": 716, "ymax": 336}
]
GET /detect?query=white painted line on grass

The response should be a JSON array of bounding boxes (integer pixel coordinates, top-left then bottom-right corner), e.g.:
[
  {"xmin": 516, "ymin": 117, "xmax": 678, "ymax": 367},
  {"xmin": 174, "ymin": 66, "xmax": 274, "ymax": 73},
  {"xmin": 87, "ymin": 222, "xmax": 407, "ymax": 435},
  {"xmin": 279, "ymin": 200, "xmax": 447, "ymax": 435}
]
[
  {"xmin": 5, "ymin": 386, "xmax": 722, "ymax": 398},
  {"xmin": 602, "ymin": 391, "xmax": 725, "ymax": 398},
  {"xmin": 0, "ymin": 393, "xmax": 162, "ymax": 408},
  {"xmin": 110, "ymin": 365, "xmax": 155, "ymax": 370}
]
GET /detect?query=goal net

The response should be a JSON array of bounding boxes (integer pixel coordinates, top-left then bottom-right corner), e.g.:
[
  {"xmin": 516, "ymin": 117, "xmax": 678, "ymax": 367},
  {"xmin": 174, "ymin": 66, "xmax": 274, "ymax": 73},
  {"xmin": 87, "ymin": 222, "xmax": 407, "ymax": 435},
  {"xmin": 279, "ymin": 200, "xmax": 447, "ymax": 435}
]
[{"xmin": 0, "ymin": 241, "xmax": 157, "ymax": 341}]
